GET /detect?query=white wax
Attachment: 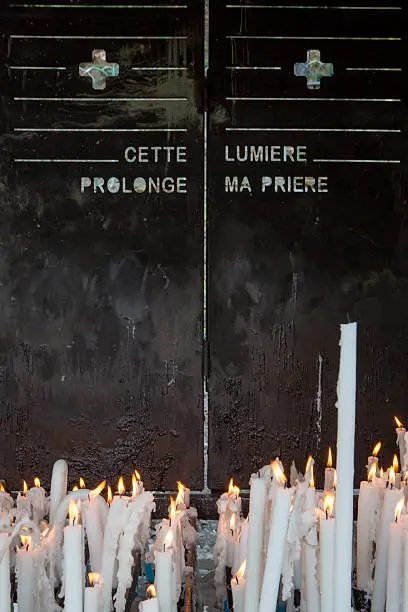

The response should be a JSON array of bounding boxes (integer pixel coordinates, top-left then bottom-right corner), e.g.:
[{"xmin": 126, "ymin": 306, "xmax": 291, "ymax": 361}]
[
  {"xmin": 139, "ymin": 599, "xmax": 159, "ymax": 612},
  {"xmin": 155, "ymin": 550, "xmax": 177, "ymax": 612},
  {"xmin": 63, "ymin": 523, "xmax": 84, "ymax": 612},
  {"xmin": 84, "ymin": 586, "xmax": 102, "ymax": 612},
  {"xmin": 0, "ymin": 534, "xmax": 10, "ymax": 612},
  {"xmin": 386, "ymin": 521, "xmax": 404, "ymax": 612},
  {"xmin": 49, "ymin": 459, "xmax": 68, "ymax": 528},
  {"xmin": 319, "ymin": 517, "xmax": 335, "ymax": 612},
  {"xmin": 27, "ymin": 487, "xmax": 47, "ymax": 524},
  {"xmin": 259, "ymin": 487, "xmax": 293, "ymax": 612},
  {"xmin": 403, "ymin": 531, "xmax": 408, "ymax": 612},
  {"xmin": 372, "ymin": 488, "xmax": 403, "ymax": 612},
  {"xmin": 356, "ymin": 481, "xmax": 381, "ymax": 592},
  {"xmin": 238, "ymin": 519, "xmax": 249, "ymax": 571},
  {"xmin": 334, "ymin": 322, "xmax": 357, "ymax": 612},
  {"xmin": 396, "ymin": 428, "xmax": 406, "ymax": 472},
  {"xmin": 324, "ymin": 468, "xmax": 335, "ymax": 491},
  {"xmin": 16, "ymin": 547, "xmax": 39, "ymax": 612},
  {"xmin": 303, "ymin": 488, "xmax": 320, "ymax": 612},
  {"xmin": 83, "ymin": 497, "xmax": 104, "ymax": 573},
  {"xmin": 243, "ymin": 477, "xmax": 267, "ymax": 612},
  {"xmin": 101, "ymin": 495, "xmax": 129, "ymax": 612},
  {"xmin": 231, "ymin": 575, "xmax": 245, "ymax": 612}
]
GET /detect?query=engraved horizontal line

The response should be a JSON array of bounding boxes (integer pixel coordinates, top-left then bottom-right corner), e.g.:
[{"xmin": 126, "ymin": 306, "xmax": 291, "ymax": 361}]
[
  {"xmin": 227, "ymin": 35, "xmax": 401, "ymax": 41},
  {"xmin": 10, "ymin": 35, "xmax": 187, "ymax": 39},
  {"xmin": 226, "ymin": 97, "xmax": 401, "ymax": 102},
  {"xmin": 14, "ymin": 127, "xmax": 187, "ymax": 132},
  {"xmin": 226, "ymin": 66, "xmax": 282, "ymax": 70},
  {"xmin": 14, "ymin": 97, "xmax": 188, "ymax": 101},
  {"xmin": 10, "ymin": 4, "xmax": 187, "ymax": 8},
  {"xmin": 226, "ymin": 4, "xmax": 401, "ymax": 9},
  {"xmin": 347, "ymin": 67, "xmax": 402, "ymax": 71},
  {"xmin": 226, "ymin": 127, "xmax": 401, "ymax": 133},
  {"xmin": 8, "ymin": 65, "xmax": 67, "ymax": 70},
  {"xmin": 14, "ymin": 158, "xmax": 120, "ymax": 163},
  {"xmin": 131, "ymin": 66, "xmax": 188, "ymax": 70},
  {"xmin": 314, "ymin": 158, "xmax": 401, "ymax": 164}
]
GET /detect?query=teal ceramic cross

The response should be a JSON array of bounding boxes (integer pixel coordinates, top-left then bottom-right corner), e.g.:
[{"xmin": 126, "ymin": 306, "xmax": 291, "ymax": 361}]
[
  {"xmin": 79, "ymin": 49, "xmax": 119, "ymax": 90},
  {"xmin": 294, "ymin": 49, "xmax": 334, "ymax": 90}
]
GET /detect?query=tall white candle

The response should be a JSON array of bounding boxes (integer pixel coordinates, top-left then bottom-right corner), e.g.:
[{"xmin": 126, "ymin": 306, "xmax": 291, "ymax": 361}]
[
  {"xmin": 395, "ymin": 417, "xmax": 406, "ymax": 472},
  {"xmin": 334, "ymin": 322, "xmax": 357, "ymax": 612},
  {"xmin": 0, "ymin": 534, "xmax": 10, "ymax": 612},
  {"xmin": 82, "ymin": 497, "xmax": 104, "ymax": 573},
  {"xmin": 386, "ymin": 498, "xmax": 404, "ymax": 612},
  {"xmin": 356, "ymin": 475, "xmax": 381, "ymax": 592},
  {"xmin": 231, "ymin": 560, "xmax": 246, "ymax": 612},
  {"xmin": 155, "ymin": 547, "xmax": 177, "ymax": 612},
  {"xmin": 319, "ymin": 493, "xmax": 335, "ymax": 612},
  {"xmin": 372, "ymin": 487, "xmax": 403, "ymax": 612},
  {"xmin": 49, "ymin": 459, "xmax": 68, "ymax": 528},
  {"xmin": 16, "ymin": 537, "xmax": 39, "ymax": 612},
  {"xmin": 63, "ymin": 502, "xmax": 84, "ymax": 612},
  {"xmin": 243, "ymin": 477, "xmax": 267, "ymax": 612},
  {"xmin": 259, "ymin": 485, "xmax": 293, "ymax": 612}
]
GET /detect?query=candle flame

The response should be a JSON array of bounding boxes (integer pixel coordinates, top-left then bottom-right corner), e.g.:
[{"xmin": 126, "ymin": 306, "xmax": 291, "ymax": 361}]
[
  {"xmin": 368, "ymin": 463, "xmax": 377, "ymax": 483},
  {"xmin": 389, "ymin": 466, "xmax": 396, "ymax": 488},
  {"xmin": 117, "ymin": 477, "xmax": 125, "ymax": 496},
  {"xmin": 324, "ymin": 492, "xmax": 335, "ymax": 518},
  {"xmin": 176, "ymin": 481, "xmax": 186, "ymax": 507},
  {"xmin": 309, "ymin": 465, "xmax": 315, "ymax": 489},
  {"xmin": 169, "ymin": 496, "xmax": 179, "ymax": 523},
  {"xmin": 164, "ymin": 529, "xmax": 173, "ymax": 550},
  {"xmin": 69, "ymin": 500, "xmax": 80, "ymax": 526},
  {"xmin": 20, "ymin": 535, "xmax": 31, "ymax": 549},
  {"xmin": 90, "ymin": 480, "xmax": 106, "ymax": 499},
  {"xmin": 88, "ymin": 572, "xmax": 102, "ymax": 587},
  {"xmin": 72, "ymin": 486, "xmax": 78, "ymax": 492},
  {"xmin": 235, "ymin": 559, "xmax": 247, "ymax": 581},
  {"xmin": 395, "ymin": 416, "xmax": 404, "ymax": 429},
  {"xmin": 146, "ymin": 585, "xmax": 157, "ymax": 599},
  {"xmin": 79, "ymin": 477, "xmax": 86, "ymax": 489},
  {"xmin": 0, "ymin": 483, "xmax": 5, "ymax": 493},
  {"xmin": 107, "ymin": 485, "xmax": 113, "ymax": 506},
  {"xmin": 23, "ymin": 480, "xmax": 28, "ymax": 495},
  {"xmin": 34, "ymin": 477, "xmax": 41, "ymax": 488},
  {"xmin": 305, "ymin": 455, "xmax": 313, "ymax": 474},
  {"xmin": 228, "ymin": 478, "xmax": 240, "ymax": 498},
  {"xmin": 393, "ymin": 454, "xmax": 399, "ymax": 473},
  {"xmin": 135, "ymin": 470, "xmax": 141, "ymax": 481},
  {"xmin": 372, "ymin": 442, "xmax": 382, "ymax": 457},
  {"xmin": 327, "ymin": 447, "xmax": 333, "ymax": 469},
  {"xmin": 41, "ymin": 527, "xmax": 50, "ymax": 538},
  {"xmin": 395, "ymin": 497, "xmax": 405, "ymax": 523},
  {"xmin": 230, "ymin": 513, "xmax": 236, "ymax": 532},
  {"xmin": 380, "ymin": 467, "xmax": 384, "ymax": 478},
  {"xmin": 132, "ymin": 473, "xmax": 139, "ymax": 497},
  {"xmin": 271, "ymin": 460, "xmax": 287, "ymax": 485}
]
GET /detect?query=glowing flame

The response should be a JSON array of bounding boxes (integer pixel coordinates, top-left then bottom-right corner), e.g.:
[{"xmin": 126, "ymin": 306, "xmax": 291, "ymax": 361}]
[
  {"xmin": 372, "ymin": 442, "xmax": 382, "ymax": 457},
  {"xmin": 23, "ymin": 480, "xmax": 28, "ymax": 495},
  {"xmin": 20, "ymin": 535, "xmax": 31, "ymax": 549},
  {"xmin": 146, "ymin": 585, "xmax": 157, "ymax": 599},
  {"xmin": 333, "ymin": 470, "xmax": 337, "ymax": 490},
  {"xmin": 79, "ymin": 477, "xmax": 86, "ymax": 489},
  {"xmin": 228, "ymin": 478, "xmax": 240, "ymax": 498},
  {"xmin": 271, "ymin": 460, "xmax": 287, "ymax": 486},
  {"xmin": 132, "ymin": 473, "xmax": 139, "ymax": 497},
  {"xmin": 395, "ymin": 497, "xmax": 405, "ymax": 523},
  {"xmin": 69, "ymin": 500, "xmax": 80, "ymax": 526},
  {"xmin": 90, "ymin": 480, "xmax": 106, "ymax": 499},
  {"xmin": 310, "ymin": 465, "xmax": 315, "ymax": 489},
  {"xmin": 235, "ymin": 559, "xmax": 247, "ymax": 582},
  {"xmin": 0, "ymin": 483, "xmax": 5, "ymax": 493},
  {"xmin": 405, "ymin": 471, "xmax": 408, "ymax": 482},
  {"xmin": 389, "ymin": 467, "xmax": 396, "ymax": 488},
  {"xmin": 395, "ymin": 416, "xmax": 404, "ymax": 429},
  {"xmin": 107, "ymin": 486, "xmax": 113, "ymax": 506},
  {"xmin": 393, "ymin": 454, "xmax": 399, "ymax": 473},
  {"xmin": 380, "ymin": 468, "xmax": 384, "ymax": 478},
  {"xmin": 117, "ymin": 477, "xmax": 125, "ymax": 496},
  {"xmin": 169, "ymin": 497, "xmax": 178, "ymax": 523},
  {"xmin": 135, "ymin": 470, "xmax": 141, "ymax": 481},
  {"xmin": 72, "ymin": 486, "xmax": 78, "ymax": 492},
  {"xmin": 41, "ymin": 527, "xmax": 50, "ymax": 538},
  {"xmin": 368, "ymin": 463, "xmax": 377, "ymax": 483},
  {"xmin": 230, "ymin": 513, "xmax": 236, "ymax": 533},
  {"xmin": 164, "ymin": 529, "xmax": 173, "ymax": 550},
  {"xmin": 305, "ymin": 455, "xmax": 313, "ymax": 474},
  {"xmin": 176, "ymin": 481, "xmax": 186, "ymax": 507},
  {"xmin": 34, "ymin": 477, "xmax": 41, "ymax": 488},
  {"xmin": 327, "ymin": 447, "xmax": 333, "ymax": 469},
  {"xmin": 324, "ymin": 492, "xmax": 335, "ymax": 518},
  {"xmin": 88, "ymin": 573, "xmax": 102, "ymax": 587}
]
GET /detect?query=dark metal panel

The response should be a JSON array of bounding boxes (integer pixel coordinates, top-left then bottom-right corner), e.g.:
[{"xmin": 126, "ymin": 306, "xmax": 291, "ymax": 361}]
[
  {"xmin": 0, "ymin": 0, "xmax": 204, "ymax": 490},
  {"xmin": 208, "ymin": 0, "xmax": 408, "ymax": 489}
]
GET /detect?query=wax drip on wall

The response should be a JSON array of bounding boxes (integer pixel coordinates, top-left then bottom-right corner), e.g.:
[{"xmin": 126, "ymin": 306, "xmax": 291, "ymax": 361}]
[{"xmin": 315, "ymin": 353, "xmax": 323, "ymax": 448}]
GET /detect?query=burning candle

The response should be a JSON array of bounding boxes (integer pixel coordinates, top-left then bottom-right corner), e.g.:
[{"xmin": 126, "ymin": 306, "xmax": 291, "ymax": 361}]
[
  {"xmin": 16, "ymin": 535, "xmax": 40, "ymax": 612},
  {"xmin": 140, "ymin": 585, "xmax": 159, "ymax": 611},
  {"xmin": 259, "ymin": 461, "xmax": 293, "ymax": 612},
  {"xmin": 243, "ymin": 475, "xmax": 267, "ymax": 612},
  {"xmin": 0, "ymin": 533, "xmax": 10, "ymax": 612},
  {"xmin": 27, "ymin": 478, "xmax": 47, "ymax": 524},
  {"xmin": 231, "ymin": 560, "xmax": 246, "ymax": 612},
  {"xmin": 324, "ymin": 447, "xmax": 336, "ymax": 491},
  {"xmin": 132, "ymin": 470, "xmax": 144, "ymax": 499},
  {"xmin": 319, "ymin": 493, "xmax": 335, "ymax": 612},
  {"xmin": 367, "ymin": 442, "xmax": 381, "ymax": 479},
  {"xmin": 63, "ymin": 500, "xmax": 84, "ymax": 612},
  {"xmin": 333, "ymin": 322, "xmax": 357, "ymax": 612},
  {"xmin": 356, "ymin": 463, "xmax": 381, "ymax": 593},
  {"xmin": 155, "ymin": 530, "xmax": 177, "ymax": 612},
  {"xmin": 175, "ymin": 481, "xmax": 189, "ymax": 509},
  {"xmin": 395, "ymin": 416, "xmax": 406, "ymax": 472},
  {"xmin": 16, "ymin": 481, "xmax": 31, "ymax": 522},
  {"xmin": 386, "ymin": 497, "xmax": 405, "ymax": 612},
  {"xmin": 84, "ymin": 572, "xmax": 103, "ymax": 612},
  {"xmin": 393, "ymin": 455, "xmax": 402, "ymax": 489}
]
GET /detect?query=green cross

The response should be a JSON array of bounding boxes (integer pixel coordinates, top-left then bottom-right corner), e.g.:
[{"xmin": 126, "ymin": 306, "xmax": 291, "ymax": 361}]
[
  {"xmin": 79, "ymin": 49, "xmax": 119, "ymax": 91},
  {"xmin": 294, "ymin": 50, "xmax": 334, "ymax": 90}
]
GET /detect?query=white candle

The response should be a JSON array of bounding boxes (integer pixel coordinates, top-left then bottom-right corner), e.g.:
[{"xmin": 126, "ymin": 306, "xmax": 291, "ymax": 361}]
[
  {"xmin": 16, "ymin": 537, "xmax": 40, "ymax": 612},
  {"xmin": 139, "ymin": 599, "xmax": 160, "ymax": 612},
  {"xmin": 334, "ymin": 322, "xmax": 357, "ymax": 612},
  {"xmin": 356, "ymin": 475, "xmax": 381, "ymax": 592},
  {"xmin": 395, "ymin": 417, "xmax": 406, "ymax": 472},
  {"xmin": 319, "ymin": 493, "xmax": 335, "ymax": 612},
  {"xmin": 303, "ymin": 485, "xmax": 320, "ymax": 612},
  {"xmin": 84, "ymin": 573, "xmax": 103, "ymax": 612},
  {"xmin": 386, "ymin": 497, "xmax": 405, "ymax": 612},
  {"xmin": 63, "ymin": 501, "xmax": 84, "ymax": 612},
  {"xmin": 238, "ymin": 516, "xmax": 249, "ymax": 570},
  {"xmin": 259, "ymin": 482, "xmax": 293, "ymax": 612},
  {"xmin": 49, "ymin": 459, "xmax": 68, "ymax": 528},
  {"xmin": 155, "ymin": 547, "xmax": 177, "ymax": 612},
  {"xmin": 372, "ymin": 487, "xmax": 403, "ymax": 612},
  {"xmin": 324, "ymin": 448, "xmax": 336, "ymax": 491},
  {"xmin": 82, "ymin": 497, "xmax": 104, "ymax": 573},
  {"xmin": 0, "ymin": 534, "xmax": 10, "ymax": 612},
  {"xmin": 403, "ymin": 531, "xmax": 408, "ymax": 612},
  {"xmin": 231, "ymin": 560, "xmax": 246, "ymax": 612},
  {"xmin": 27, "ymin": 479, "xmax": 47, "ymax": 524},
  {"xmin": 367, "ymin": 442, "xmax": 381, "ymax": 479},
  {"xmin": 243, "ymin": 476, "xmax": 267, "ymax": 612}
]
